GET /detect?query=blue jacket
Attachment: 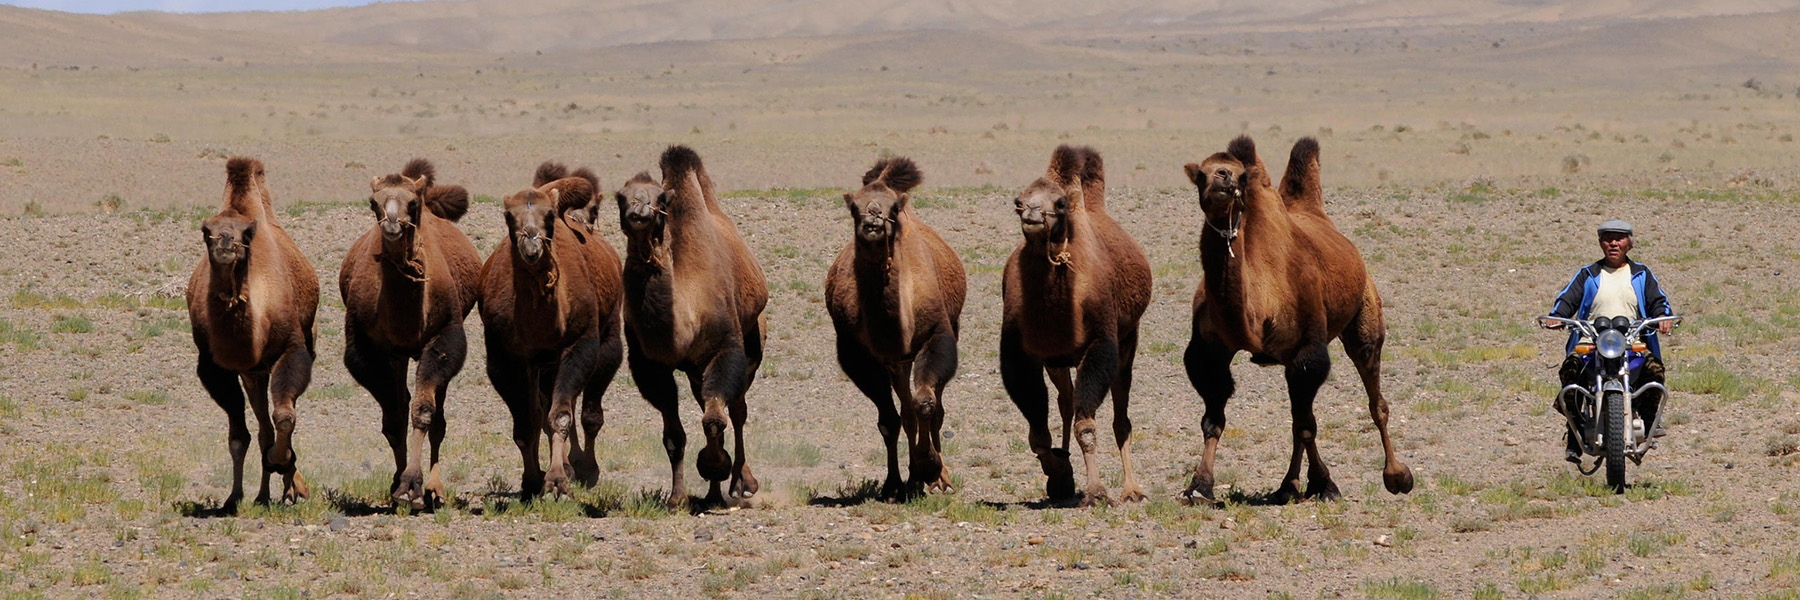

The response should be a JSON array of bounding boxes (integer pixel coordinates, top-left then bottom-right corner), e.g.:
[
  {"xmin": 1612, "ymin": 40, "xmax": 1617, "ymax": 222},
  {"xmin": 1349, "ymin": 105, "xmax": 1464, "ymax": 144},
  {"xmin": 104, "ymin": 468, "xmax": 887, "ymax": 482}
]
[{"xmin": 1549, "ymin": 260, "xmax": 1674, "ymax": 359}]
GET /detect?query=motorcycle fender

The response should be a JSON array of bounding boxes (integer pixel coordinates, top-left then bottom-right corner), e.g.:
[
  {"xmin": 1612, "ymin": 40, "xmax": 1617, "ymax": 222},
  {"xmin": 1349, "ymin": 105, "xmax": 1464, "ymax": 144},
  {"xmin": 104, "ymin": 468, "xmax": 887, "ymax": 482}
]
[{"xmin": 1600, "ymin": 380, "xmax": 1626, "ymax": 394}]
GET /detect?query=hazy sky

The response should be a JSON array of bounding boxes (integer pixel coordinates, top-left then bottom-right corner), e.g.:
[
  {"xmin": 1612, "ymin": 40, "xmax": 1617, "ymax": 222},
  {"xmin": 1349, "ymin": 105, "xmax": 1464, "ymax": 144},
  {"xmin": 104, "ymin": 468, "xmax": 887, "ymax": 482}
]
[{"xmin": 1, "ymin": 0, "xmax": 409, "ymax": 13}]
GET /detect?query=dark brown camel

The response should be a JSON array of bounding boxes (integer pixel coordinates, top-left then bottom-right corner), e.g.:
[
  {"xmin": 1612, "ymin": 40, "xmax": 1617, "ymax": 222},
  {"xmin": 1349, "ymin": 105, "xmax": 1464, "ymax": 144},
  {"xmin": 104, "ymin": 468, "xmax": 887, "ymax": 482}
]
[
  {"xmin": 825, "ymin": 157, "xmax": 967, "ymax": 499},
  {"xmin": 616, "ymin": 146, "xmax": 768, "ymax": 508},
  {"xmin": 478, "ymin": 162, "xmax": 625, "ymax": 498},
  {"xmin": 1180, "ymin": 136, "xmax": 1414, "ymax": 504},
  {"xmin": 1000, "ymin": 145, "xmax": 1153, "ymax": 506},
  {"xmin": 340, "ymin": 158, "xmax": 481, "ymax": 509},
  {"xmin": 186, "ymin": 156, "xmax": 320, "ymax": 512}
]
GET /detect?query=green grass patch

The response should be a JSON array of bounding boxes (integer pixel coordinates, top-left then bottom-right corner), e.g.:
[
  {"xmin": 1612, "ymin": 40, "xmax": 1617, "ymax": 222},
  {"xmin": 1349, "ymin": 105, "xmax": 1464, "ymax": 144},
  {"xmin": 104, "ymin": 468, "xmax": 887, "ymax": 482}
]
[
  {"xmin": 50, "ymin": 314, "xmax": 95, "ymax": 334},
  {"xmin": 1360, "ymin": 577, "xmax": 1439, "ymax": 600},
  {"xmin": 126, "ymin": 390, "xmax": 171, "ymax": 406},
  {"xmin": 0, "ymin": 318, "xmax": 41, "ymax": 351}
]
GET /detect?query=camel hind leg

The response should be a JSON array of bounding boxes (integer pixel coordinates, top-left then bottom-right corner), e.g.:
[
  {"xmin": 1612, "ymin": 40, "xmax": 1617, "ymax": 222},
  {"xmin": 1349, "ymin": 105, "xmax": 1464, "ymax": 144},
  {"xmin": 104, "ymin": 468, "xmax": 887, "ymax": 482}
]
[
  {"xmin": 242, "ymin": 373, "xmax": 277, "ymax": 505},
  {"xmin": 1070, "ymin": 337, "xmax": 1120, "ymax": 507},
  {"xmin": 197, "ymin": 354, "xmax": 250, "ymax": 513},
  {"xmin": 836, "ymin": 334, "xmax": 905, "ymax": 500},
  {"xmin": 1272, "ymin": 343, "xmax": 1337, "ymax": 504},
  {"xmin": 543, "ymin": 336, "xmax": 605, "ymax": 498},
  {"xmin": 728, "ymin": 315, "xmax": 766, "ymax": 500},
  {"xmin": 909, "ymin": 332, "xmax": 958, "ymax": 494},
  {"xmin": 627, "ymin": 336, "xmax": 686, "ymax": 509},
  {"xmin": 1111, "ymin": 327, "xmax": 1146, "ymax": 503},
  {"xmin": 486, "ymin": 340, "xmax": 542, "ymax": 499},
  {"xmin": 1182, "ymin": 332, "xmax": 1237, "ymax": 504},
  {"xmin": 573, "ymin": 323, "xmax": 624, "ymax": 488},
  {"xmin": 690, "ymin": 346, "xmax": 758, "ymax": 502},
  {"xmin": 1000, "ymin": 325, "xmax": 1073, "ymax": 502},
  {"xmin": 1342, "ymin": 293, "xmax": 1414, "ymax": 495},
  {"xmin": 345, "ymin": 328, "xmax": 410, "ymax": 503}
]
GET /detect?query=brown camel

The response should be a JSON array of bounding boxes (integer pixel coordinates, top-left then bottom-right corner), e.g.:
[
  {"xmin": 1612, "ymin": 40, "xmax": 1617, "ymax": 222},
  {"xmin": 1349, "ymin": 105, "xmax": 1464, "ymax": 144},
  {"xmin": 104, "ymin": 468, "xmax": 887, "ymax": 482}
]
[
  {"xmin": 340, "ymin": 158, "xmax": 481, "ymax": 509},
  {"xmin": 1000, "ymin": 145, "xmax": 1153, "ymax": 506},
  {"xmin": 185, "ymin": 156, "xmax": 320, "ymax": 512},
  {"xmin": 616, "ymin": 145, "xmax": 768, "ymax": 508},
  {"xmin": 478, "ymin": 162, "xmax": 625, "ymax": 499},
  {"xmin": 825, "ymin": 157, "xmax": 967, "ymax": 499},
  {"xmin": 1180, "ymin": 136, "xmax": 1414, "ymax": 504}
]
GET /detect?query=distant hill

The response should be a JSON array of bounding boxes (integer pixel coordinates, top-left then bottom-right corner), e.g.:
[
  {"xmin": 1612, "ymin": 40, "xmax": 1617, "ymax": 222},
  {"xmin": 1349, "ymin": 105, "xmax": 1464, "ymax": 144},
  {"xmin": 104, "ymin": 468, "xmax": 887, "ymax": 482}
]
[{"xmin": 1, "ymin": 0, "xmax": 1792, "ymax": 65}]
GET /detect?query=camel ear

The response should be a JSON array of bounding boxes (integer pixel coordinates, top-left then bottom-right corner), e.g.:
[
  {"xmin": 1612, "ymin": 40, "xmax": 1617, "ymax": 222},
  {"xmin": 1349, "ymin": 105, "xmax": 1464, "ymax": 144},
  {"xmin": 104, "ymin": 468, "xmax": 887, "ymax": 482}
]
[
  {"xmin": 1183, "ymin": 163, "xmax": 1203, "ymax": 186},
  {"xmin": 405, "ymin": 174, "xmax": 427, "ymax": 193},
  {"xmin": 370, "ymin": 176, "xmax": 384, "ymax": 192},
  {"xmin": 614, "ymin": 192, "xmax": 627, "ymax": 208},
  {"xmin": 894, "ymin": 192, "xmax": 910, "ymax": 212},
  {"xmin": 842, "ymin": 193, "xmax": 856, "ymax": 211},
  {"xmin": 241, "ymin": 221, "xmax": 257, "ymax": 244}
]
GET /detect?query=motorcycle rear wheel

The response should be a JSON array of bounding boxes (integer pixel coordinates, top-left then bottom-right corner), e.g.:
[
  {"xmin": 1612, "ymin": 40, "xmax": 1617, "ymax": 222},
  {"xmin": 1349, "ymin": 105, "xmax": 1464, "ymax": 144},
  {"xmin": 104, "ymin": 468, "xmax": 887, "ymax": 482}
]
[{"xmin": 1604, "ymin": 390, "xmax": 1627, "ymax": 493}]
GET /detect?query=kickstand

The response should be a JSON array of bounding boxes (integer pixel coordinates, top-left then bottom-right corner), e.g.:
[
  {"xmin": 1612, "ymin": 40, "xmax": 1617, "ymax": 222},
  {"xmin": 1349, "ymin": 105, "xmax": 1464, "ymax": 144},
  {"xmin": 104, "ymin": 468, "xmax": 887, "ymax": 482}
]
[{"xmin": 1577, "ymin": 455, "xmax": 1603, "ymax": 476}]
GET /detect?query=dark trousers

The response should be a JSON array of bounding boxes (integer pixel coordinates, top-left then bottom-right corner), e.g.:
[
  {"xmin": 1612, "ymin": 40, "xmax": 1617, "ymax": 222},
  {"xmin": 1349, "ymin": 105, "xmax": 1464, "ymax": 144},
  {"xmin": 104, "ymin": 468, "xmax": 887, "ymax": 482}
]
[{"xmin": 1557, "ymin": 353, "xmax": 1666, "ymax": 425}]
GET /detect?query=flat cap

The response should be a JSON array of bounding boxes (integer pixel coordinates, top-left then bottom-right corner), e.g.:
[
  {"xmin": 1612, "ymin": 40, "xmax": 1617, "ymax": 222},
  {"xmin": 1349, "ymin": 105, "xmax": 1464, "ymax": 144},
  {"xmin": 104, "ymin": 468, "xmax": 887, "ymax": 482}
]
[{"xmin": 1597, "ymin": 219, "xmax": 1633, "ymax": 235}]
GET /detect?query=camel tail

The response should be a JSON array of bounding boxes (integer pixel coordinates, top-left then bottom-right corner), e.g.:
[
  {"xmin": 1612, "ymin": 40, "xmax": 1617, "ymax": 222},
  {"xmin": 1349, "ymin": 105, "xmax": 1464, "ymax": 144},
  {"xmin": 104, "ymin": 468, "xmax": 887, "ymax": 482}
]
[
  {"xmin": 1077, "ymin": 146, "xmax": 1106, "ymax": 213},
  {"xmin": 424, "ymin": 184, "xmax": 470, "ymax": 222},
  {"xmin": 534, "ymin": 160, "xmax": 570, "ymax": 188},
  {"xmin": 223, "ymin": 156, "xmax": 264, "ymax": 217},
  {"xmin": 1047, "ymin": 144, "xmax": 1083, "ymax": 187},
  {"xmin": 862, "ymin": 156, "xmax": 922, "ymax": 193},
  {"xmin": 402, "ymin": 158, "xmax": 436, "ymax": 189},
  {"xmin": 1279, "ymin": 137, "xmax": 1324, "ymax": 214}
]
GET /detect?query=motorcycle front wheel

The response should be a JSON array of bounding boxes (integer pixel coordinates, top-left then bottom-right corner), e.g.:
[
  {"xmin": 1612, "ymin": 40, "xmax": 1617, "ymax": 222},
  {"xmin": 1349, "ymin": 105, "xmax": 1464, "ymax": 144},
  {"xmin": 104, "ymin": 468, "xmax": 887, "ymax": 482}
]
[{"xmin": 1604, "ymin": 390, "xmax": 1627, "ymax": 493}]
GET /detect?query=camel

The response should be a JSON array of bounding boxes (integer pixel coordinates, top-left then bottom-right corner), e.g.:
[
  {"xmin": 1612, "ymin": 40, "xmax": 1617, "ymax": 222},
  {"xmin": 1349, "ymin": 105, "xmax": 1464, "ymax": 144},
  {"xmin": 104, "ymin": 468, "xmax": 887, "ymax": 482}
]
[
  {"xmin": 825, "ymin": 157, "xmax": 967, "ymax": 499},
  {"xmin": 1179, "ymin": 136, "xmax": 1413, "ymax": 504},
  {"xmin": 478, "ymin": 162, "xmax": 625, "ymax": 499},
  {"xmin": 340, "ymin": 158, "xmax": 481, "ymax": 509},
  {"xmin": 1000, "ymin": 145, "xmax": 1152, "ymax": 506},
  {"xmin": 616, "ymin": 145, "xmax": 768, "ymax": 508},
  {"xmin": 185, "ymin": 156, "xmax": 320, "ymax": 512}
]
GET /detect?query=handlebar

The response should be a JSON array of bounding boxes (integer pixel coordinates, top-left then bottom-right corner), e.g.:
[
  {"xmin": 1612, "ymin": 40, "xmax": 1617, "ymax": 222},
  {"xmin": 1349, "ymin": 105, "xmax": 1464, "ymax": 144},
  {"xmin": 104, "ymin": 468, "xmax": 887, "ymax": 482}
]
[{"xmin": 1536, "ymin": 315, "xmax": 1681, "ymax": 340}]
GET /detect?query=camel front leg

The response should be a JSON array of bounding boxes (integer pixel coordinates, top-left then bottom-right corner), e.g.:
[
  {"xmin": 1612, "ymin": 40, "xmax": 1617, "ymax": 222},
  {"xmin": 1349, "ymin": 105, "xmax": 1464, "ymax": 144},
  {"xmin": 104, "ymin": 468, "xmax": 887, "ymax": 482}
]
[
  {"xmin": 835, "ymin": 334, "xmax": 904, "ymax": 500},
  {"xmin": 1071, "ymin": 338, "xmax": 1120, "ymax": 507},
  {"xmin": 544, "ymin": 336, "xmax": 604, "ymax": 499},
  {"xmin": 266, "ymin": 345, "xmax": 314, "ymax": 503},
  {"xmin": 1049, "ymin": 367, "xmax": 1075, "ymax": 451},
  {"xmin": 1182, "ymin": 333, "xmax": 1237, "ymax": 504},
  {"xmin": 1112, "ymin": 328, "xmax": 1146, "ymax": 503},
  {"xmin": 696, "ymin": 348, "xmax": 752, "ymax": 505},
  {"xmin": 403, "ymin": 324, "xmax": 466, "ymax": 509},
  {"xmin": 909, "ymin": 332, "xmax": 959, "ymax": 494},
  {"xmin": 197, "ymin": 354, "xmax": 249, "ymax": 513},
  {"xmin": 1272, "ymin": 343, "xmax": 1335, "ymax": 504},
  {"xmin": 573, "ymin": 323, "xmax": 623, "ymax": 488},
  {"xmin": 1000, "ymin": 326, "xmax": 1073, "ymax": 502}
]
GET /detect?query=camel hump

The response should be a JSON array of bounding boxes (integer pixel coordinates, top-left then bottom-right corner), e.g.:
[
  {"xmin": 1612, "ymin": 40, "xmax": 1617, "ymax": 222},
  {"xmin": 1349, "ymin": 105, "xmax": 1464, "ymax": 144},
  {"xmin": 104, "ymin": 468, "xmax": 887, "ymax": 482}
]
[
  {"xmin": 571, "ymin": 166, "xmax": 600, "ymax": 192},
  {"xmin": 660, "ymin": 144, "xmax": 716, "ymax": 209},
  {"xmin": 402, "ymin": 157, "xmax": 436, "ymax": 189},
  {"xmin": 862, "ymin": 156, "xmax": 922, "ymax": 193},
  {"xmin": 223, "ymin": 156, "xmax": 265, "ymax": 217},
  {"xmin": 1046, "ymin": 144, "xmax": 1083, "ymax": 188},
  {"xmin": 543, "ymin": 176, "xmax": 596, "ymax": 214},
  {"xmin": 533, "ymin": 161, "xmax": 570, "ymax": 188},
  {"xmin": 660, "ymin": 145, "xmax": 704, "ymax": 179},
  {"xmin": 1077, "ymin": 146, "xmax": 1106, "ymax": 213},
  {"xmin": 1279, "ymin": 137, "xmax": 1324, "ymax": 214},
  {"xmin": 424, "ymin": 184, "xmax": 470, "ymax": 222}
]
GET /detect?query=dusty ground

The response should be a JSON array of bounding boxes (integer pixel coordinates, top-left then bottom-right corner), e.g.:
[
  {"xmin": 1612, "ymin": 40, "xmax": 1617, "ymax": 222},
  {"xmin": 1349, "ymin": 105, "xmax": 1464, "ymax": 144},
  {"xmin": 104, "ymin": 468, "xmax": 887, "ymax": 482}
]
[
  {"xmin": 2, "ymin": 165, "xmax": 1799, "ymax": 599},
  {"xmin": 4, "ymin": 3, "xmax": 1800, "ymax": 599}
]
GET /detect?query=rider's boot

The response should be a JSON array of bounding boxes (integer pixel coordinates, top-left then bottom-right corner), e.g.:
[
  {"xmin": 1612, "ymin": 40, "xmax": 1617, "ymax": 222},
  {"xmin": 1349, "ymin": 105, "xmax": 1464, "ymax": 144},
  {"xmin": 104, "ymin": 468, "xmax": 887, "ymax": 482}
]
[{"xmin": 1563, "ymin": 431, "xmax": 1582, "ymax": 464}]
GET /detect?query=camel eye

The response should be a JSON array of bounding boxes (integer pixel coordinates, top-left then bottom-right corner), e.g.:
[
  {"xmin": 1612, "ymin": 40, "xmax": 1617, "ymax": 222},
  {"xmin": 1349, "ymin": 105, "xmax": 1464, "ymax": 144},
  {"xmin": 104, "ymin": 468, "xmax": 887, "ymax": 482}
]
[{"xmin": 1053, "ymin": 197, "xmax": 1068, "ymax": 210}]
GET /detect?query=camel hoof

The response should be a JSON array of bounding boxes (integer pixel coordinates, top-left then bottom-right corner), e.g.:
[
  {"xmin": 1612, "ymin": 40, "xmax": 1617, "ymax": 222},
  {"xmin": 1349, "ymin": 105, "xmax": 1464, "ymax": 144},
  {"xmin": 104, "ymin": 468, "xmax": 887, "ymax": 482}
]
[
  {"xmin": 519, "ymin": 474, "xmax": 545, "ymax": 500},
  {"xmin": 665, "ymin": 493, "xmax": 689, "ymax": 511},
  {"xmin": 879, "ymin": 477, "xmax": 907, "ymax": 502},
  {"xmin": 729, "ymin": 466, "xmax": 759, "ymax": 499},
  {"xmin": 222, "ymin": 492, "xmax": 244, "ymax": 515},
  {"xmin": 1266, "ymin": 484, "xmax": 1302, "ymax": 506},
  {"xmin": 1117, "ymin": 485, "xmax": 1148, "ymax": 504},
  {"xmin": 424, "ymin": 466, "xmax": 448, "ymax": 508},
  {"xmin": 571, "ymin": 456, "xmax": 601, "ymax": 488},
  {"xmin": 281, "ymin": 472, "xmax": 309, "ymax": 504},
  {"xmin": 1077, "ymin": 486, "xmax": 1111, "ymax": 508},
  {"xmin": 1045, "ymin": 474, "xmax": 1077, "ymax": 502},
  {"xmin": 1384, "ymin": 465, "xmax": 1415, "ymax": 495},
  {"xmin": 394, "ymin": 469, "xmax": 426, "ymax": 508},
  {"xmin": 544, "ymin": 472, "xmax": 571, "ymax": 499},
  {"xmin": 926, "ymin": 475, "xmax": 956, "ymax": 495},
  {"xmin": 696, "ymin": 448, "xmax": 731, "ymax": 482},
  {"xmin": 1305, "ymin": 482, "xmax": 1342, "ymax": 502},
  {"xmin": 1182, "ymin": 475, "xmax": 1217, "ymax": 506}
]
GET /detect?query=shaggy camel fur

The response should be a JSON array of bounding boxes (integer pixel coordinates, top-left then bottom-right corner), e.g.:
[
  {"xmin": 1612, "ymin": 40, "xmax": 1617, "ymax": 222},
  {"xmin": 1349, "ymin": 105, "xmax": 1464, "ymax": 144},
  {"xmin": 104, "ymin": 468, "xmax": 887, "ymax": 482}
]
[
  {"xmin": 186, "ymin": 157, "xmax": 320, "ymax": 512},
  {"xmin": 825, "ymin": 157, "xmax": 967, "ymax": 499},
  {"xmin": 616, "ymin": 146, "xmax": 768, "ymax": 507},
  {"xmin": 478, "ymin": 163, "xmax": 625, "ymax": 498},
  {"xmin": 1000, "ymin": 145, "xmax": 1153, "ymax": 506},
  {"xmin": 340, "ymin": 158, "xmax": 481, "ymax": 509},
  {"xmin": 1180, "ymin": 136, "xmax": 1413, "ymax": 504}
]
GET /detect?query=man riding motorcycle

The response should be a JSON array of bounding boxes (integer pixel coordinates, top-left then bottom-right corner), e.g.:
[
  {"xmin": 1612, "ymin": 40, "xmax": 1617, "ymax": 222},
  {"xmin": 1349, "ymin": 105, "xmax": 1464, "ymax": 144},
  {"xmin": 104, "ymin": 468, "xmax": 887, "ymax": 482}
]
[{"xmin": 1546, "ymin": 219, "xmax": 1675, "ymax": 463}]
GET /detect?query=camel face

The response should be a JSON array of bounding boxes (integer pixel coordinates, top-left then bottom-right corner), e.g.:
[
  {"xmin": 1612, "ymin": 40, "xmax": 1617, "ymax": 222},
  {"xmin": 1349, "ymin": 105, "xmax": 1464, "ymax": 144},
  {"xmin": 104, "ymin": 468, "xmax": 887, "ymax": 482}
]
[
  {"xmin": 1189, "ymin": 155, "xmax": 1248, "ymax": 224},
  {"xmin": 615, "ymin": 177, "xmax": 668, "ymax": 236},
  {"xmin": 369, "ymin": 189, "xmax": 423, "ymax": 244},
  {"xmin": 201, "ymin": 214, "xmax": 256, "ymax": 267},
  {"xmin": 844, "ymin": 188, "xmax": 904, "ymax": 243},
  {"xmin": 1013, "ymin": 179, "xmax": 1069, "ymax": 238},
  {"xmin": 503, "ymin": 190, "xmax": 557, "ymax": 266}
]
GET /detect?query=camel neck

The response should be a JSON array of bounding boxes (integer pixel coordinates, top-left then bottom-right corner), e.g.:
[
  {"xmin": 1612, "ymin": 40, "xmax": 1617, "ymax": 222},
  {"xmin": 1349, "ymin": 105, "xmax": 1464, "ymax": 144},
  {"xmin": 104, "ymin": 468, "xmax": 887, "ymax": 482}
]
[
  {"xmin": 625, "ymin": 231, "xmax": 673, "ymax": 270},
  {"xmin": 209, "ymin": 258, "xmax": 252, "ymax": 312},
  {"xmin": 513, "ymin": 248, "xmax": 560, "ymax": 297},
  {"xmin": 1199, "ymin": 188, "xmax": 1288, "ymax": 342},
  {"xmin": 377, "ymin": 235, "xmax": 428, "ymax": 284}
]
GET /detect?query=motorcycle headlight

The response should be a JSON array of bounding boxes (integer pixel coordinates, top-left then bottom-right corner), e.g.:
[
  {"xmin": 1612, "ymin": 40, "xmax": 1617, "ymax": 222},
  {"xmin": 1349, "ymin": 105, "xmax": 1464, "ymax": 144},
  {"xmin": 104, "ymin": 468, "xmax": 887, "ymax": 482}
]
[{"xmin": 1597, "ymin": 329, "xmax": 1627, "ymax": 359}]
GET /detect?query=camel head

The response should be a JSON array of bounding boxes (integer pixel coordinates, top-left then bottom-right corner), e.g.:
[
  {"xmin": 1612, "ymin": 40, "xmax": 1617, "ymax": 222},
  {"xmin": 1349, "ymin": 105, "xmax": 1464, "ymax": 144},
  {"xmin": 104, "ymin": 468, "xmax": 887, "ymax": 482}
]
[
  {"xmin": 1185, "ymin": 152, "xmax": 1249, "ymax": 225},
  {"xmin": 846, "ymin": 156, "xmax": 922, "ymax": 245},
  {"xmin": 369, "ymin": 173, "xmax": 428, "ymax": 244},
  {"xmin": 201, "ymin": 212, "xmax": 257, "ymax": 268},
  {"xmin": 1013, "ymin": 177, "xmax": 1073, "ymax": 242},
  {"xmin": 615, "ymin": 171, "xmax": 668, "ymax": 238},
  {"xmin": 503, "ymin": 188, "xmax": 560, "ymax": 266}
]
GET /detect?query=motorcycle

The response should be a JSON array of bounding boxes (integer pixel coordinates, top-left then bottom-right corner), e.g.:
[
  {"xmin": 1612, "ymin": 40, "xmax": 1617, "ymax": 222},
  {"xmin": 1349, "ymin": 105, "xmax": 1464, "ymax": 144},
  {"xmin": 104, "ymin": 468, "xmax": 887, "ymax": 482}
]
[{"xmin": 1535, "ymin": 314, "xmax": 1681, "ymax": 492}]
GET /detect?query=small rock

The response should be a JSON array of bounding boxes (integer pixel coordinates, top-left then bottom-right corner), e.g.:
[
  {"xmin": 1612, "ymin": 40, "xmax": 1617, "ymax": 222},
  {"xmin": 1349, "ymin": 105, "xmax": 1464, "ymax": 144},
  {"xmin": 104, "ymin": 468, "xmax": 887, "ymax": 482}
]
[
  {"xmin": 942, "ymin": 430, "xmax": 955, "ymax": 440},
  {"xmin": 1503, "ymin": 437, "xmax": 1520, "ymax": 447},
  {"xmin": 591, "ymin": 533, "xmax": 606, "ymax": 541},
  {"xmin": 1026, "ymin": 536, "xmax": 1045, "ymax": 545},
  {"xmin": 328, "ymin": 517, "xmax": 348, "ymax": 532},
  {"xmin": 1183, "ymin": 539, "xmax": 1199, "ymax": 549},
  {"xmin": 1725, "ymin": 463, "xmax": 1735, "ymax": 469},
  {"xmin": 1220, "ymin": 520, "xmax": 1235, "ymax": 530},
  {"xmin": 1375, "ymin": 535, "xmax": 1392, "ymax": 547},
  {"xmin": 693, "ymin": 530, "xmax": 714, "ymax": 542},
  {"xmin": 1074, "ymin": 562, "xmax": 1091, "ymax": 570}
]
